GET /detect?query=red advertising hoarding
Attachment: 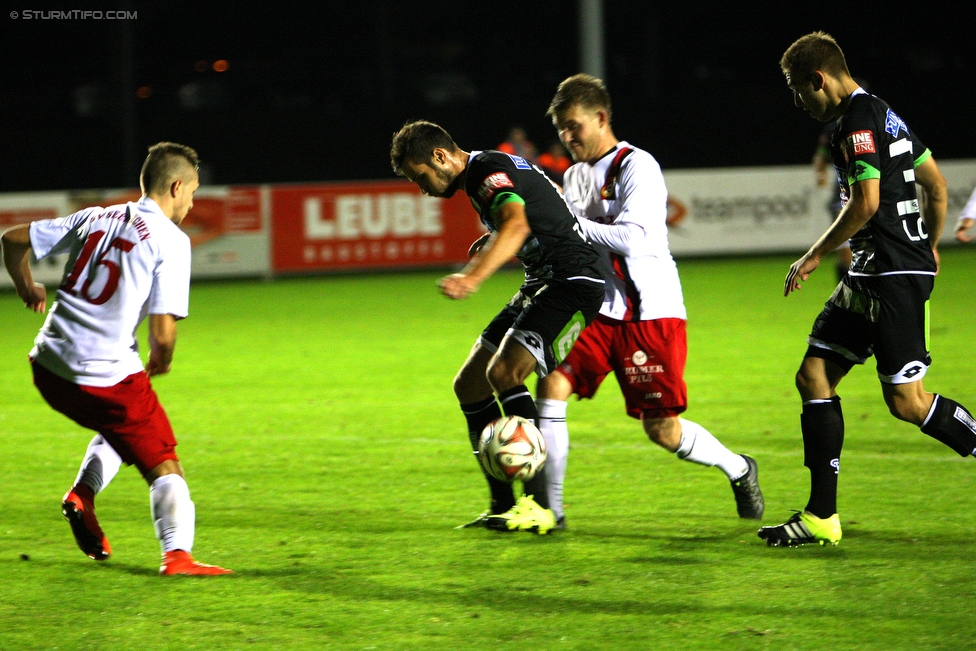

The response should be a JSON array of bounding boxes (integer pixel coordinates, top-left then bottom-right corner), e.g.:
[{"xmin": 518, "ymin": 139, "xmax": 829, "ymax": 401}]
[{"xmin": 271, "ymin": 180, "xmax": 487, "ymax": 273}]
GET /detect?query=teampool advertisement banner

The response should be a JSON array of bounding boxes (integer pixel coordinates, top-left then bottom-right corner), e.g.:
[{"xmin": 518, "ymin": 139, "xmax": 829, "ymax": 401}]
[
  {"xmin": 2, "ymin": 161, "xmax": 974, "ymax": 289},
  {"xmin": 664, "ymin": 161, "xmax": 976, "ymax": 256}
]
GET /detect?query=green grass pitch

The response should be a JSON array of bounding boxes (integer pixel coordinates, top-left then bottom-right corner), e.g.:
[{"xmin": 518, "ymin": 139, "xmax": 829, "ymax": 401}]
[{"xmin": 1, "ymin": 249, "xmax": 974, "ymax": 650}]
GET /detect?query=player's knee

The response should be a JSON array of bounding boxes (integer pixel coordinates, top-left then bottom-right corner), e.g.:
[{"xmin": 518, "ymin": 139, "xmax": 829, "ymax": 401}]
[
  {"xmin": 642, "ymin": 417, "xmax": 679, "ymax": 451},
  {"xmin": 452, "ymin": 371, "xmax": 469, "ymax": 400},
  {"xmin": 485, "ymin": 358, "xmax": 516, "ymax": 394},
  {"xmin": 795, "ymin": 368, "xmax": 812, "ymax": 396},
  {"xmin": 795, "ymin": 362, "xmax": 828, "ymax": 400},
  {"xmin": 537, "ymin": 370, "xmax": 573, "ymax": 401},
  {"xmin": 884, "ymin": 392, "xmax": 926, "ymax": 425}
]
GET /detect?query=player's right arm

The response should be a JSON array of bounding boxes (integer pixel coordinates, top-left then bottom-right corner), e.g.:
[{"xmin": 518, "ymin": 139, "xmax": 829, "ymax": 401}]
[
  {"xmin": 955, "ymin": 186, "xmax": 976, "ymax": 244},
  {"xmin": 146, "ymin": 313, "xmax": 178, "ymax": 376},
  {"xmin": 1, "ymin": 224, "xmax": 47, "ymax": 312},
  {"xmin": 785, "ymin": 178, "xmax": 878, "ymax": 296},
  {"xmin": 958, "ymin": 218, "xmax": 975, "ymax": 244},
  {"xmin": 570, "ymin": 155, "xmax": 662, "ymax": 257},
  {"xmin": 439, "ymin": 199, "xmax": 530, "ymax": 300}
]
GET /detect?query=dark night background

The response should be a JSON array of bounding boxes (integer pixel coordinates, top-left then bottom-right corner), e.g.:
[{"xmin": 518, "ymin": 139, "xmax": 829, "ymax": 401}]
[{"xmin": 2, "ymin": 1, "xmax": 974, "ymax": 192}]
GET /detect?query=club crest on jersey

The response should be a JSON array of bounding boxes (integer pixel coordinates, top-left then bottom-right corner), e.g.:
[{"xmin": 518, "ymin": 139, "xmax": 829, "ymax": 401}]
[
  {"xmin": 884, "ymin": 109, "xmax": 909, "ymax": 138},
  {"xmin": 506, "ymin": 154, "xmax": 532, "ymax": 170},
  {"xmin": 477, "ymin": 172, "xmax": 515, "ymax": 203},
  {"xmin": 843, "ymin": 130, "xmax": 876, "ymax": 157}
]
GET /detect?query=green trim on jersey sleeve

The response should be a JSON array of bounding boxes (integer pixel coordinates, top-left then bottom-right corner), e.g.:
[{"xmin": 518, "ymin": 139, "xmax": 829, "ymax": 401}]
[
  {"xmin": 914, "ymin": 148, "xmax": 933, "ymax": 168},
  {"xmin": 490, "ymin": 191, "xmax": 525, "ymax": 215},
  {"xmin": 848, "ymin": 160, "xmax": 881, "ymax": 185}
]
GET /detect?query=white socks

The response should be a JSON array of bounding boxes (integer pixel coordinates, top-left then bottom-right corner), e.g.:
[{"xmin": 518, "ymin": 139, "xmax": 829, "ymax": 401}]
[
  {"xmin": 675, "ymin": 418, "xmax": 748, "ymax": 480},
  {"xmin": 537, "ymin": 398, "xmax": 569, "ymax": 522},
  {"xmin": 538, "ymin": 405, "xmax": 749, "ymax": 521},
  {"xmin": 74, "ymin": 435, "xmax": 123, "ymax": 495},
  {"xmin": 150, "ymin": 474, "xmax": 195, "ymax": 554}
]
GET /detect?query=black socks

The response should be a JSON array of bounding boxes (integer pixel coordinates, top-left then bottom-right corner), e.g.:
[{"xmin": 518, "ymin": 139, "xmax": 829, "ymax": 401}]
[{"xmin": 801, "ymin": 396, "xmax": 845, "ymax": 519}]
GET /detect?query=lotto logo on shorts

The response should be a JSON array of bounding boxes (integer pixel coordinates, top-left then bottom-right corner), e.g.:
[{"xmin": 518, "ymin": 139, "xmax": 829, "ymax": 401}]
[
  {"xmin": 844, "ymin": 131, "xmax": 876, "ymax": 156},
  {"xmin": 478, "ymin": 172, "xmax": 514, "ymax": 203}
]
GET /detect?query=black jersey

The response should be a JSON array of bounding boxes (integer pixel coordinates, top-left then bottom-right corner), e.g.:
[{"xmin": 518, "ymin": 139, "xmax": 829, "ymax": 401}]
[
  {"xmin": 830, "ymin": 89, "xmax": 936, "ymax": 276},
  {"xmin": 464, "ymin": 150, "xmax": 602, "ymax": 283}
]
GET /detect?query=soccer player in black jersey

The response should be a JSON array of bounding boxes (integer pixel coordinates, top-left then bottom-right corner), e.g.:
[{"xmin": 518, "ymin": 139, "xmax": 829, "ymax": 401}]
[
  {"xmin": 758, "ymin": 32, "xmax": 976, "ymax": 547},
  {"xmin": 391, "ymin": 120, "xmax": 605, "ymax": 534}
]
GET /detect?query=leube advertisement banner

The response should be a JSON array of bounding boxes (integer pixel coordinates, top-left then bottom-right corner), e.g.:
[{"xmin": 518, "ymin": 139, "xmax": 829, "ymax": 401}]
[{"xmin": 269, "ymin": 180, "xmax": 487, "ymax": 274}]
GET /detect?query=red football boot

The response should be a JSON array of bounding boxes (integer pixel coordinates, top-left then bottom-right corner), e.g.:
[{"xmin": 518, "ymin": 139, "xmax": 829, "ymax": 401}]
[
  {"xmin": 159, "ymin": 550, "xmax": 233, "ymax": 576},
  {"xmin": 62, "ymin": 488, "xmax": 111, "ymax": 561}
]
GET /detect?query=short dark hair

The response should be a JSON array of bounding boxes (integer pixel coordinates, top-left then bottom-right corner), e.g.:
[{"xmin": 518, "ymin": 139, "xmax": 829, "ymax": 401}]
[
  {"xmin": 390, "ymin": 120, "xmax": 459, "ymax": 176},
  {"xmin": 547, "ymin": 73, "xmax": 612, "ymax": 120},
  {"xmin": 140, "ymin": 142, "xmax": 199, "ymax": 195},
  {"xmin": 780, "ymin": 31, "xmax": 851, "ymax": 83}
]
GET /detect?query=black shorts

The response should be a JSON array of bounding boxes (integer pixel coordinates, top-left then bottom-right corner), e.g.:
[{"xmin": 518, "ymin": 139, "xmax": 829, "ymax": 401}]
[
  {"xmin": 478, "ymin": 277, "xmax": 604, "ymax": 377},
  {"xmin": 806, "ymin": 273, "xmax": 933, "ymax": 384}
]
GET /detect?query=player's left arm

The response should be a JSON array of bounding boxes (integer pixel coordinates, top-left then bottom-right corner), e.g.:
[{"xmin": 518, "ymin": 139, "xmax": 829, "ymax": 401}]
[
  {"xmin": 575, "ymin": 157, "xmax": 660, "ymax": 256},
  {"xmin": 914, "ymin": 155, "xmax": 948, "ymax": 267},
  {"xmin": 0, "ymin": 224, "xmax": 47, "ymax": 313},
  {"xmin": 439, "ymin": 198, "xmax": 530, "ymax": 300},
  {"xmin": 146, "ymin": 313, "xmax": 178, "ymax": 377}
]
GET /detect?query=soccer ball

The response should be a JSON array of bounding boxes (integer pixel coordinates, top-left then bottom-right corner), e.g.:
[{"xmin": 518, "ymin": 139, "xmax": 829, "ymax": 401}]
[{"xmin": 478, "ymin": 416, "xmax": 547, "ymax": 482}]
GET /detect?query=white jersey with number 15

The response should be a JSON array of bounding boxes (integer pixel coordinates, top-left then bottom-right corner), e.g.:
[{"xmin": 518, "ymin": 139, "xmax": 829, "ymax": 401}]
[{"xmin": 28, "ymin": 196, "xmax": 191, "ymax": 387}]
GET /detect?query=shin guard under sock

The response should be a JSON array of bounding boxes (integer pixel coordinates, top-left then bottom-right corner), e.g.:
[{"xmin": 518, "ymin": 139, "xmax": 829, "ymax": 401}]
[
  {"xmin": 497, "ymin": 385, "xmax": 548, "ymax": 509},
  {"xmin": 801, "ymin": 396, "xmax": 845, "ymax": 518},
  {"xmin": 921, "ymin": 395, "xmax": 976, "ymax": 457},
  {"xmin": 460, "ymin": 396, "xmax": 514, "ymax": 513}
]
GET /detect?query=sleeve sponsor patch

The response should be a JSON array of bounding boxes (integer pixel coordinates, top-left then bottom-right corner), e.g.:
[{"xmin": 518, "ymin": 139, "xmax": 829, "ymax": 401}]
[
  {"xmin": 885, "ymin": 109, "xmax": 909, "ymax": 137},
  {"xmin": 478, "ymin": 172, "xmax": 515, "ymax": 203},
  {"xmin": 842, "ymin": 130, "xmax": 876, "ymax": 160}
]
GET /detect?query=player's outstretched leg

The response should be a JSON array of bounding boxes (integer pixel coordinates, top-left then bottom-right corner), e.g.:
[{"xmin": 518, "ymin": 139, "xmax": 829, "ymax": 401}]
[
  {"xmin": 151, "ymin": 474, "xmax": 231, "ymax": 576},
  {"xmin": 758, "ymin": 511, "xmax": 842, "ymax": 547},
  {"xmin": 61, "ymin": 435, "xmax": 123, "ymax": 561},
  {"xmin": 670, "ymin": 418, "xmax": 764, "ymax": 519}
]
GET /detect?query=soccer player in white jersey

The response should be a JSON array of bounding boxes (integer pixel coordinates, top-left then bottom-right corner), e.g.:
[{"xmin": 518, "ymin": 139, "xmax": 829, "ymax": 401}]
[
  {"xmin": 1, "ymin": 142, "xmax": 231, "ymax": 575},
  {"xmin": 957, "ymin": 186, "xmax": 976, "ymax": 243},
  {"xmin": 535, "ymin": 74, "xmax": 765, "ymax": 527}
]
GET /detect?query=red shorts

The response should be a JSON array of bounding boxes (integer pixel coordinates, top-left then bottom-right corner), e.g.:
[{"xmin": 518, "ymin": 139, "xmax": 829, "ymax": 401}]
[
  {"xmin": 555, "ymin": 315, "xmax": 688, "ymax": 420},
  {"xmin": 32, "ymin": 361, "xmax": 179, "ymax": 476}
]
